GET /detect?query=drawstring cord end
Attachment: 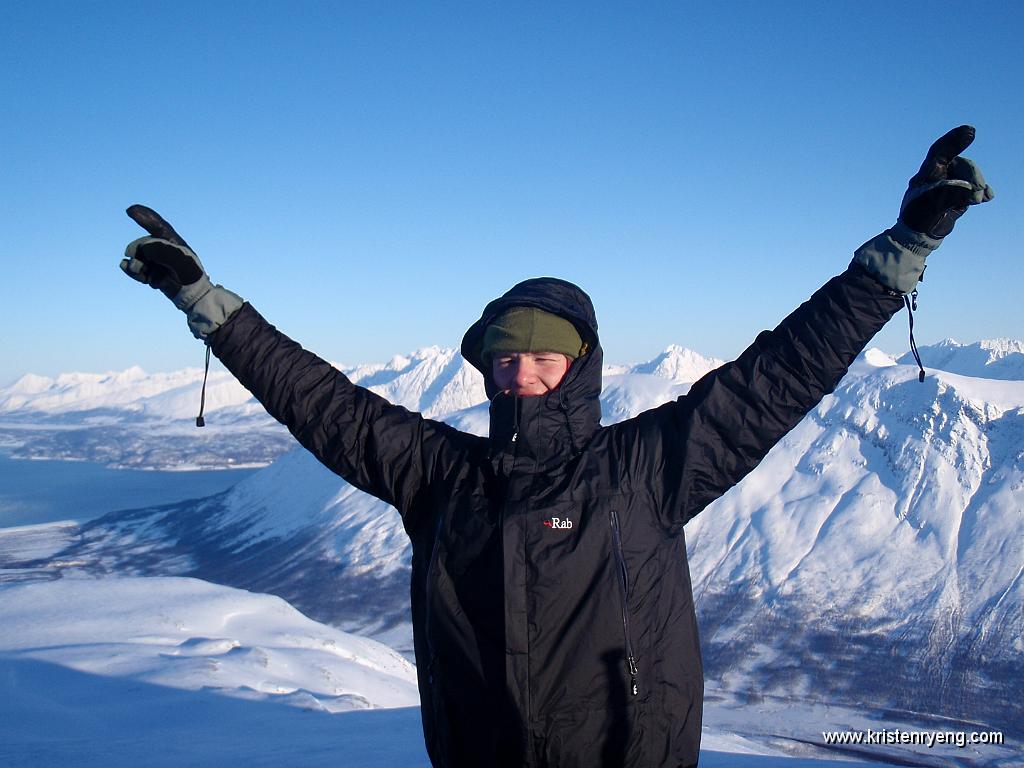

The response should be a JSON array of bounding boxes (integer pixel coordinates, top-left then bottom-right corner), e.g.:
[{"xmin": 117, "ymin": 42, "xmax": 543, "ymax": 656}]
[
  {"xmin": 196, "ymin": 345, "xmax": 211, "ymax": 427},
  {"xmin": 905, "ymin": 290, "xmax": 926, "ymax": 383}
]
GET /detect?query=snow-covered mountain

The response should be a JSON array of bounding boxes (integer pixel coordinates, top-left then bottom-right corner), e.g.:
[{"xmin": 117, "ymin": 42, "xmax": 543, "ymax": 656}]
[
  {"xmin": 897, "ymin": 338, "xmax": 1024, "ymax": 381},
  {"xmin": 2, "ymin": 338, "xmax": 1021, "ymax": 761},
  {"xmin": 0, "ymin": 346, "xmax": 489, "ymax": 469},
  {"xmin": 686, "ymin": 351, "xmax": 1024, "ymax": 743}
]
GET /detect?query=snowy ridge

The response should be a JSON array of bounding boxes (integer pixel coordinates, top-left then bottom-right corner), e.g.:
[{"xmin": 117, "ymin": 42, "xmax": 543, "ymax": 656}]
[
  {"xmin": 352, "ymin": 346, "xmax": 487, "ymax": 418},
  {"xmin": 897, "ymin": 337, "xmax": 1024, "ymax": 380},
  {"xmin": 600, "ymin": 344, "xmax": 723, "ymax": 424},
  {"xmin": 628, "ymin": 343, "xmax": 724, "ymax": 381},
  {"xmin": 0, "ymin": 365, "xmax": 247, "ymax": 415},
  {"xmin": 0, "ymin": 347, "xmax": 486, "ymax": 420}
]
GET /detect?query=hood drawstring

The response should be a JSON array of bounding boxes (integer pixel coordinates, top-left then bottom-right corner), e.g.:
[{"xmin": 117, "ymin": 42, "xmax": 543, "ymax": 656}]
[
  {"xmin": 557, "ymin": 387, "xmax": 579, "ymax": 455},
  {"xmin": 488, "ymin": 390, "xmax": 520, "ymax": 446},
  {"xmin": 905, "ymin": 291, "xmax": 926, "ymax": 383},
  {"xmin": 196, "ymin": 345, "xmax": 211, "ymax": 427}
]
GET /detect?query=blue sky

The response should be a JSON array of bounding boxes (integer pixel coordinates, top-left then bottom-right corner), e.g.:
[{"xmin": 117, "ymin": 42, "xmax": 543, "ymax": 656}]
[{"xmin": 1, "ymin": 1, "xmax": 1021, "ymax": 386}]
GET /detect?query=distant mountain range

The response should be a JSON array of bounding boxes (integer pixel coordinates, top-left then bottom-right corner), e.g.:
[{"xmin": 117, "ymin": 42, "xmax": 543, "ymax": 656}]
[
  {"xmin": 0, "ymin": 344, "xmax": 723, "ymax": 469},
  {"xmin": 1, "ymin": 337, "xmax": 1021, "ymax": 753}
]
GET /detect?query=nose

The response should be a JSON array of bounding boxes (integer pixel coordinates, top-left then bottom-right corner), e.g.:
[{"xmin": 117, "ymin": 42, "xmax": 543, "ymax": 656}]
[{"xmin": 514, "ymin": 359, "xmax": 538, "ymax": 386}]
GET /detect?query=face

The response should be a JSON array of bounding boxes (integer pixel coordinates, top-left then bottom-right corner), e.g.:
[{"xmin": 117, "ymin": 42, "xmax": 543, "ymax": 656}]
[{"xmin": 491, "ymin": 352, "xmax": 572, "ymax": 397}]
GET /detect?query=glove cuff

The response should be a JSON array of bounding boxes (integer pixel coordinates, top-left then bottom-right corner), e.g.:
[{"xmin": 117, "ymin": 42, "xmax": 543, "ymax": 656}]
[
  {"xmin": 175, "ymin": 277, "xmax": 245, "ymax": 339},
  {"xmin": 851, "ymin": 221, "xmax": 942, "ymax": 294},
  {"xmin": 172, "ymin": 274, "xmax": 212, "ymax": 311}
]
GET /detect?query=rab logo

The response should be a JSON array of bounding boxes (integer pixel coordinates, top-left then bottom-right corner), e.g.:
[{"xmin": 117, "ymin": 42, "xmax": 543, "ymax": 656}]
[{"xmin": 543, "ymin": 517, "xmax": 573, "ymax": 530}]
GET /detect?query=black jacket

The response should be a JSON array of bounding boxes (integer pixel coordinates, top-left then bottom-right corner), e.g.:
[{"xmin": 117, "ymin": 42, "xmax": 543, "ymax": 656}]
[{"xmin": 209, "ymin": 264, "xmax": 903, "ymax": 767}]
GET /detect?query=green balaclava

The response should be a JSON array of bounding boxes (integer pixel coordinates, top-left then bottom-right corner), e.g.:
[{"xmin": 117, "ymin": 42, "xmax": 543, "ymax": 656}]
[{"xmin": 482, "ymin": 307, "xmax": 585, "ymax": 361}]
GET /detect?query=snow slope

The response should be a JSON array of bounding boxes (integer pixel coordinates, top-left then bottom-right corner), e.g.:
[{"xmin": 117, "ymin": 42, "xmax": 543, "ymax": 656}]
[
  {"xmin": 0, "ymin": 576, "xmax": 419, "ymax": 711},
  {"xmin": 0, "ymin": 577, "xmax": 908, "ymax": 768}
]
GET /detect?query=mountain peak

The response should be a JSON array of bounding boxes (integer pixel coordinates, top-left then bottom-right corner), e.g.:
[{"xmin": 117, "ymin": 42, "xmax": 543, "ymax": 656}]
[
  {"xmin": 897, "ymin": 337, "xmax": 1024, "ymax": 380},
  {"xmin": 6, "ymin": 373, "xmax": 53, "ymax": 394},
  {"xmin": 629, "ymin": 345, "xmax": 725, "ymax": 383}
]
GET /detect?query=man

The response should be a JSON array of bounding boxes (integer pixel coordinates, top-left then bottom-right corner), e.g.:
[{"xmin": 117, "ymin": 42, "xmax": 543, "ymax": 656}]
[{"xmin": 121, "ymin": 127, "xmax": 992, "ymax": 767}]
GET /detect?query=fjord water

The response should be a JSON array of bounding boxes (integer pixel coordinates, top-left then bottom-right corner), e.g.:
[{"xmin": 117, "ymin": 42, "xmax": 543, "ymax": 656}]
[{"xmin": 0, "ymin": 452, "xmax": 258, "ymax": 528}]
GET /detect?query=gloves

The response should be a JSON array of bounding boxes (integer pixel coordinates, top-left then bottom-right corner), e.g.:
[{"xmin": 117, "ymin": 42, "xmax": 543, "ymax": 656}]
[
  {"xmin": 121, "ymin": 205, "xmax": 244, "ymax": 339},
  {"xmin": 853, "ymin": 125, "xmax": 994, "ymax": 294},
  {"xmin": 900, "ymin": 125, "xmax": 994, "ymax": 238}
]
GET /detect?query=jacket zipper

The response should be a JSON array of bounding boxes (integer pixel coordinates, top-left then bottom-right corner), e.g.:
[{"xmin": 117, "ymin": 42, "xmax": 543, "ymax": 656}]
[
  {"xmin": 423, "ymin": 513, "xmax": 451, "ymax": 766},
  {"xmin": 511, "ymin": 393, "xmax": 520, "ymax": 443},
  {"xmin": 609, "ymin": 508, "xmax": 639, "ymax": 697}
]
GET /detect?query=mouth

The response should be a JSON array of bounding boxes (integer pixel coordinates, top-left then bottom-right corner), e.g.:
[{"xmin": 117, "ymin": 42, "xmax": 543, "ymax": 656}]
[{"xmin": 506, "ymin": 387, "xmax": 544, "ymax": 397}]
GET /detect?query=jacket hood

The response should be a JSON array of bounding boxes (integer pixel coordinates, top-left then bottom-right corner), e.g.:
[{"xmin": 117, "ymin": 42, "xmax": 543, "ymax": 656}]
[{"xmin": 461, "ymin": 277, "xmax": 603, "ymax": 461}]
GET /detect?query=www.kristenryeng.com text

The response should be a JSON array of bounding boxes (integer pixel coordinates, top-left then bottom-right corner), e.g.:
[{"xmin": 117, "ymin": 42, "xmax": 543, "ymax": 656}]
[{"xmin": 822, "ymin": 728, "xmax": 1004, "ymax": 750}]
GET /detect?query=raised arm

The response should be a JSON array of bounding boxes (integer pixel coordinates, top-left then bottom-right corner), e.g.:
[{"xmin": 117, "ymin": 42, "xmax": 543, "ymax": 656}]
[
  {"xmin": 617, "ymin": 126, "xmax": 994, "ymax": 526},
  {"xmin": 119, "ymin": 206, "xmax": 477, "ymax": 533},
  {"xmin": 207, "ymin": 302, "xmax": 473, "ymax": 527},
  {"xmin": 658, "ymin": 263, "xmax": 902, "ymax": 522}
]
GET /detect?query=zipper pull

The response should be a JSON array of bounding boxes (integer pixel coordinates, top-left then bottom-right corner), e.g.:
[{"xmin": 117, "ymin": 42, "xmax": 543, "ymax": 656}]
[{"xmin": 627, "ymin": 655, "xmax": 639, "ymax": 696}]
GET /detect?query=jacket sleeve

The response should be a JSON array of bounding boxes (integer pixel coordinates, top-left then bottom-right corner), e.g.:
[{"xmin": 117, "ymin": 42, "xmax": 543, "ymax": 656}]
[
  {"xmin": 622, "ymin": 263, "xmax": 905, "ymax": 526},
  {"xmin": 207, "ymin": 303, "xmax": 475, "ymax": 533}
]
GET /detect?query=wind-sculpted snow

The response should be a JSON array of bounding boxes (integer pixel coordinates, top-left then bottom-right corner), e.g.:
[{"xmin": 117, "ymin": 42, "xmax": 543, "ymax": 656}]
[
  {"xmin": 0, "ymin": 576, "xmax": 419, "ymax": 712},
  {"xmin": 2, "ymin": 340, "xmax": 1021, "ymax": 759}
]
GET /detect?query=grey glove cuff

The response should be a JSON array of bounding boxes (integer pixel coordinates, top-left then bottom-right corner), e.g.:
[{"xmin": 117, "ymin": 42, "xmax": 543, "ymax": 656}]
[
  {"xmin": 851, "ymin": 221, "xmax": 943, "ymax": 294},
  {"xmin": 174, "ymin": 276, "xmax": 245, "ymax": 340},
  {"xmin": 172, "ymin": 273, "xmax": 213, "ymax": 312}
]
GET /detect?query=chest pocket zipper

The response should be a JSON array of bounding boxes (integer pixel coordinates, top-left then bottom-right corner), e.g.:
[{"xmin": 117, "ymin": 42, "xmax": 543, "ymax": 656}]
[
  {"xmin": 424, "ymin": 514, "xmax": 444, "ymax": 682},
  {"xmin": 609, "ymin": 508, "xmax": 639, "ymax": 697}
]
